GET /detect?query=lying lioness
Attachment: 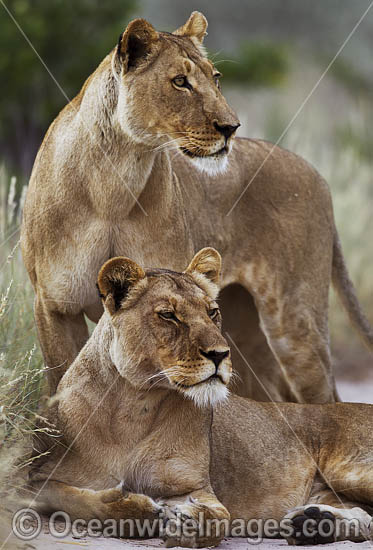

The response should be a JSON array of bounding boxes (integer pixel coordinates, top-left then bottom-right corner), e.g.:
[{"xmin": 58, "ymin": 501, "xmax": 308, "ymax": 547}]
[{"xmin": 30, "ymin": 248, "xmax": 373, "ymax": 547}]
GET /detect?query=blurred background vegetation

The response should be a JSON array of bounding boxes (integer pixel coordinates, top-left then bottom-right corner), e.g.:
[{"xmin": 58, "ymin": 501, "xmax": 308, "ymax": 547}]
[
  {"xmin": 0, "ymin": 0, "xmax": 136, "ymax": 177},
  {"xmin": 0, "ymin": 0, "xmax": 373, "ymax": 477}
]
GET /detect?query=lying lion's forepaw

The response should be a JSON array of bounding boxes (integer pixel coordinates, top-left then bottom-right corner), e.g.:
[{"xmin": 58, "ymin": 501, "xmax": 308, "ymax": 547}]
[
  {"xmin": 285, "ymin": 506, "xmax": 336, "ymax": 545},
  {"xmin": 99, "ymin": 486, "xmax": 162, "ymax": 517},
  {"xmin": 163, "ymin": 534, "xmax": 198, "ymax": 549},
  {"xmin": 99, "ymin": 487, "xmax": 124, "ymax": 504},
  {"xmin": 160, "ymin": 504, "xmax": 221, "ymax": 548}
]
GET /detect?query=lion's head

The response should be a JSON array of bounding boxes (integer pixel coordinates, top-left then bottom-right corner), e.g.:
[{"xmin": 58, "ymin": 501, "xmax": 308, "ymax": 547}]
[
  {"xmin": 112, "ymin": 12, "xmax": 240, "ymax": 176},
  {"xmin": 97, "ymin": 248, "xmax": 232, "ymax": 407}
]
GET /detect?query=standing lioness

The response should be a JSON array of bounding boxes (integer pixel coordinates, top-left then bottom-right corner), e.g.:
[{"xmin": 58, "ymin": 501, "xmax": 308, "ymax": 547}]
[
  {"xmin": 31, "ymin": 249, "xmax": 373, "ymax": 548},
  {"xmin": 21, "ymin": 12, "xmax": 373, "ymax": 401}
]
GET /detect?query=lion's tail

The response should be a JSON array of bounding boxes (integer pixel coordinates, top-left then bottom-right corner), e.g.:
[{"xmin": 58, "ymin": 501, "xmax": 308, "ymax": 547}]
[{"xmin": 332, "ymin": 231, "xmax": 373, "ymax": 352}]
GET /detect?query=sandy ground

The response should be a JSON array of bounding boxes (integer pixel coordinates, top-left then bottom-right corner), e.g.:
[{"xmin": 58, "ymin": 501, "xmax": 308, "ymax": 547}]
[
  {"xmin": 23, "ymin": 532, "xmax": 373, "ymax": 550},
  {"xmin": 6, "ymin": 377, "xmax": 373, "ymax": 550},
  {"xmin": 337, "ymin": 378, "xmax": 373, "ymax": 403}
]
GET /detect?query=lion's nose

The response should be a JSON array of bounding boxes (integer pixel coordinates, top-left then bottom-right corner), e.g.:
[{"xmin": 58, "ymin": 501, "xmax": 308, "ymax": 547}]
[
  {"xmin": 213, "ymin": 122, "xmax": 240, "ymax": 140},
  {"xmin": 200, "ymin": 348, "xmax": 230, "ymax": 369}
]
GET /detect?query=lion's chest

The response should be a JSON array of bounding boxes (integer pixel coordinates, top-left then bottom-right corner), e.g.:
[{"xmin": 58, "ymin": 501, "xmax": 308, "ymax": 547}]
[
  {"xmin": 110, "ymin": 216, "xmax": 195, "ymax": 272},
  {"xmin": 42, "ymin": 212, "xmax": 195, "ymax": 319},
  {"xmin": 40, "ymin": 217, "xmax": 111, "ymax": 314},
  {"xmin": 78, "ymin": 399, "xmax": 210, "ymax": 498}
]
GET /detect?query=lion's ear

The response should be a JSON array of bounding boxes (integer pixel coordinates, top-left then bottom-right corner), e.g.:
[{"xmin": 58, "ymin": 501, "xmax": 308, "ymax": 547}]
[
  {"xmin": 117, "ymin": 18, "xmax": 159, "ymax": 71},
  {"xmin": 97, "ymin": 257, "xmax": 145, "ymax": 315},
  {"xmin": 173, "ymin": 11, "xmax": 208, "ymax": 45},
  {"xmin": 184, "ymin": 248, "xmax": 221, "ymax": 284}
]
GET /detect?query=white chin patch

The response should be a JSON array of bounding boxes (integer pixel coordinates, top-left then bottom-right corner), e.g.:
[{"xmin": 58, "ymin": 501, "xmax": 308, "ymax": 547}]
[
  {"xmin": 183, "ymin": 380, "xmax": 229, "ymax": 408},
  {"xmin": 189, "ymin": 155, "xmax": 229, "ymax": 177}
]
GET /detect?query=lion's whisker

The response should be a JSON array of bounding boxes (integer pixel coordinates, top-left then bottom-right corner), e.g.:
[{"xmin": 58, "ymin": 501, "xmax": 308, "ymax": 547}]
[
  {"xmin": 146, "ymin": 138, "xmax": 182, "ymax": 153},
  {"xmin": 137, "ymin": 365, "xmax": 184, "ymax": 391}
]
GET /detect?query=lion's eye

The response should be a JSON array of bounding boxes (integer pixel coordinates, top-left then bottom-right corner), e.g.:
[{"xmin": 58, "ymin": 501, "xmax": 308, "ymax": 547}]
[
  {"xmin": 158, "ymin": 311, "xmax": 178, "ymax": 321},
  {"xmin": 208, "ymin": 308, "xmax": 219, "ymax": 319},
  {"xmin": 172, "ymin": 75, "xmax": 192, "ymax": 90},
  {"xmin": 213, "ymin": 73, "xmax": 222, "ymax": 87}
]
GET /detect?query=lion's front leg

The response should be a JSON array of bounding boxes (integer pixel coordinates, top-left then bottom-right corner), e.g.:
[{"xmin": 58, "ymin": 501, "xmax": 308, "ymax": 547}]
[
  {"xmin": 33, "ymin": 481, "xmax": 162, "ymax": 536},
  {"xmin": 160, "ymin": 487, "xmax": 230, "ymax": 548}
]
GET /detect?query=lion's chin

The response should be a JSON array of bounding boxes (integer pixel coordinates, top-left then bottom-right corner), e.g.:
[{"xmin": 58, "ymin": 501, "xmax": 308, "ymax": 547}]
[
  {"xmin": 187, "ymin": 154, "xmax": 229, "ymax": 177},
  {"xmin": 182, "ymin": 379, "xmax": 229, "ymax": 408}
]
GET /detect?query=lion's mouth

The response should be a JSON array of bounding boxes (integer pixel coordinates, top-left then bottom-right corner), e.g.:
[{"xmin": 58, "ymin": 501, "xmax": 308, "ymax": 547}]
[
  {"xmin": 180, "ymin": 145, "xmax": 228, "ymax": 159},
  {"xmin": 179, "ymin": 373, "xmax": 225, "ymax": 388}
]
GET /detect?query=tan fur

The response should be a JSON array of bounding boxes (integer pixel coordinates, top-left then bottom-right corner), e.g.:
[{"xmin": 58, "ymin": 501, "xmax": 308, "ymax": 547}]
[
  {"xmin": 30, "ymin": 252, "xmax": 373, "ymax": 547},
  {"xmin": 21, "ymin": 12, "xmax": 373, "ymax": 401}
]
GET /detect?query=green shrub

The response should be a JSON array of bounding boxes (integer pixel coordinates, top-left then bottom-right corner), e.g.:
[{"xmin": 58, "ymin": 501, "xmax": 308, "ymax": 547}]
[
  {"xmin": 214, "ymin": 41, "xmax": 289, "ymax": 87},
  {"xmin": 0, "ymin": 0, "xmax": 137, "ymax": 178}
]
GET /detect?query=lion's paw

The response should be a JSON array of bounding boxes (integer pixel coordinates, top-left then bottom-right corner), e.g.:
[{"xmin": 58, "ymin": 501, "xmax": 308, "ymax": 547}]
[
  {"xmin": 284, "ymin": 506, "xmax": 336, "ymax": 545},
  {"xmin": 98, "ymin": 484, "xmax": 162, "ymax": 518},
  {"xmin": 160, "ymin": 503, "xmax": 221, "ymax": 548}
]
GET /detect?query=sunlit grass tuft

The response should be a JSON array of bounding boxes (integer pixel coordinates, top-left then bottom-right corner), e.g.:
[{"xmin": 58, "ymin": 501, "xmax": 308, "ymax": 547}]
[{"xmin": 0, "ymin": 166, "xmax": 50, "ymax": 526}]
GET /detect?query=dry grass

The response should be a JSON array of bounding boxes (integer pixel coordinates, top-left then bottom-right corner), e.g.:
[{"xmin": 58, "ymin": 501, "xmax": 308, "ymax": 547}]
[
  {"xmin": 0, "ymin": 170, "xmax": 46, "ymax": 454},
  {"xmin": 0, "ymin": 168, "xmax": 49, "ymax": 548}
]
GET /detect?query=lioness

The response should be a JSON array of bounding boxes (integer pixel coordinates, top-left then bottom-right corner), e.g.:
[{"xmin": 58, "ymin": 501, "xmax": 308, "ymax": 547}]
[
  {"xmin": 21, "ymin": 12, "xmax": 373, "ymax": 402},
  {"xmin": 30, "ymin": 249, "xmax": 373, "ymax": 548}
]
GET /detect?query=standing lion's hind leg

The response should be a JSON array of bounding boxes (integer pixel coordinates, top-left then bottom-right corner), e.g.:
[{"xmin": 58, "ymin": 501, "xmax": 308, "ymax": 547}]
[{"xmin": 244, "ymin": 266, "xmax": 339, "ymax": 404}]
